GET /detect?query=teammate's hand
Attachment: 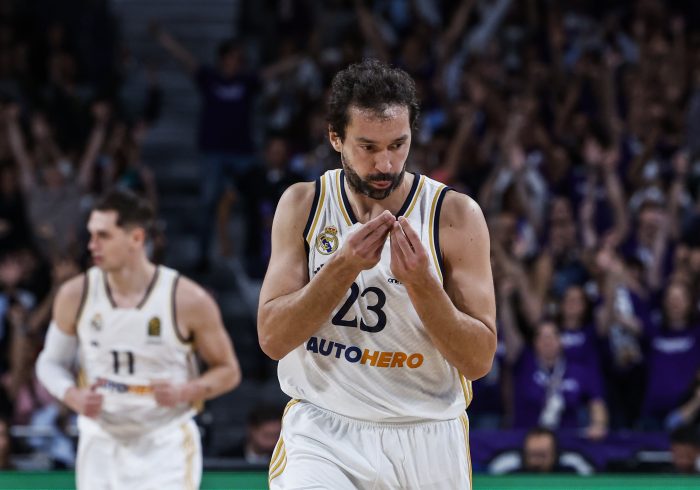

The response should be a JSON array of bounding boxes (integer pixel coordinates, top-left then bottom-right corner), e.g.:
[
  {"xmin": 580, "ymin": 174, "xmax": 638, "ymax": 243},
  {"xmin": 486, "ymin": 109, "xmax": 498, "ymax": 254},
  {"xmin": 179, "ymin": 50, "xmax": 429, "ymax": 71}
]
[
  {"xmin": 65, "ymin": 386, "xmax": 103, "ymax": 418},
  {"xmin": 389, "ymin": 216, "xmax": 430, "ymax": 287},
  {"xmin": 337, "ymin": 210, "xmax": 395, "ymax": 272},
  {"xmin": 151, "ymin": 380, "xmax": 185, "ymax": 407}
]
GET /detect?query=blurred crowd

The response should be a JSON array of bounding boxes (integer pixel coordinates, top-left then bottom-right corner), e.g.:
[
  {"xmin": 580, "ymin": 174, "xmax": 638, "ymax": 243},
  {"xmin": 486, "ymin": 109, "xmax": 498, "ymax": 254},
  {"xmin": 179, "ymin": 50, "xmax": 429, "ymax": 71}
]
[{"xmin": 0, "ymin": 0, "xmax": 700, "ymax": 473}]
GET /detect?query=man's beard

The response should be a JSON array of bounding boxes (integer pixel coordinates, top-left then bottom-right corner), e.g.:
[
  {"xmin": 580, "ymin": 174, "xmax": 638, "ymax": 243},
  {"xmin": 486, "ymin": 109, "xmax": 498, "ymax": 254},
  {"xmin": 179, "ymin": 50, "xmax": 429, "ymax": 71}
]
[{"xmin": 341, "ymin": 152, "xmax": 405, "ymax": 200}]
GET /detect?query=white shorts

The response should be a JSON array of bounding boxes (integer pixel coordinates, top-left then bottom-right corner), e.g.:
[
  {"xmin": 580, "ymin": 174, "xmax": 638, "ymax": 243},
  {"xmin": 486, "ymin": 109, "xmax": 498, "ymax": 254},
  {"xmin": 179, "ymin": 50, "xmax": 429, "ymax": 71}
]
[
  {"xmin": 269, "ymin": 401, "xmax": 472, "ymax": 490},
  {"xmin": 76, "ymin": 416, "xmax": 202, "ymax": 490}
]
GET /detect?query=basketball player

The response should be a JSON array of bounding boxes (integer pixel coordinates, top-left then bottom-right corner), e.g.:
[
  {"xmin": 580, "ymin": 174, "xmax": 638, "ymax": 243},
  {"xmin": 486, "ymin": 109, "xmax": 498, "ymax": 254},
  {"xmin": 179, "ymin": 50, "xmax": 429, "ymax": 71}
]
[
  {"xmin": 36, "ymin": 188, "xmax": 241, "ymax": 490},
  {"xmin": 258, "ymin": 59, "xmax": 497, "ymax": 489}
]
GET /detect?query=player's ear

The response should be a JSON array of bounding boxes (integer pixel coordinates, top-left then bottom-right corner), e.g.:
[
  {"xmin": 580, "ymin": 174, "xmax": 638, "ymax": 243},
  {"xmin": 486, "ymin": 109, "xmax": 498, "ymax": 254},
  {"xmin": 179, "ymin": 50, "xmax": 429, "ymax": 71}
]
[
  {"xmin": 131, "ymin": 226, "xmax": 146, "ymax": 245},
  {"xmin": 328, "ymin": 127, "xmax": 342, "ymax": 153}
]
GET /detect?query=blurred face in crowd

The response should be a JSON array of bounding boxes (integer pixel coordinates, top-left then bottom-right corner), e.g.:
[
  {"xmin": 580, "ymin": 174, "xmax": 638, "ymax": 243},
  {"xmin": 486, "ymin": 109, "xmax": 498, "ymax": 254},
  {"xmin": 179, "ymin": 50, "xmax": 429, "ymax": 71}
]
[
  {"xmin": 548, "ymin": 215, "xmax": 576, "ymax": 254},
  {"xmin": 248, "ymin": 419, "xmax": 281, "ymax": 457},
  {"xmin": 561, "ymin": 285, "xmax": 586, "ymax": 329},
  {"xmin": 671, "ymin": 442, "xmax": 699, "ymax": 474},
  {"xmin": 264, "ymin": 137, "xmax": 289, "ymax": 170},
  {"xmin": 664, "ymin": 282, "xmax": 691, "ymax": 328},
  {"xmin": 637, "ymin": 204, "xmax": 664, "ymax": 243},
  {"xmin": 331, "ymin": 105, "xmax": 410, "ymax": 200},
  {"xmin": 492, "ymin": 211, "xmax": 518, "ymax": 253},
  {"xmin": 219, "ymin": 47, "xmax": 243, "ymax": 78},
  {"xmin": 523, "ymin": 433, "xmax": 557, "ymax": 472},
  {"xmin": 87, "ymin": 210, "xmax": 146, "ymax": 271},
  {"xmin": 549, "ymin": 197, "xmax": 573, "ymax": 223},
  {"xmin": 534, "ymin": 322, "xmax": 561, "ymax": 365}
]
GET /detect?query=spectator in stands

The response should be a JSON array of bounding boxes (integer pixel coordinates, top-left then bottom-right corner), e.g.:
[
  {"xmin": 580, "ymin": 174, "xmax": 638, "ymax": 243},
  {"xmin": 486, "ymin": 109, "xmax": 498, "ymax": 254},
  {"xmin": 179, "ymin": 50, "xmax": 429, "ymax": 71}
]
[
  {"xmin": 0, "ymin": 161, "xmax": 32, "ymax": 253},
  {"xmin": 513, "ymin": 427, "xmax": 577, "ymax": 474},
  {"xmin": 501, "ymin": 306, "xmax": 608, "ymax": 438},
  {"xmin": 152, "ymin": 23, "xmax": 301, "ymax": 271},
  {"xmin": 4, "ymin": 102, "xmax": 103, "ymax": 260},
  {"xmin": 595, "ymin": 244, "xmax": 650, "ymax": 429},
  {"xmin": 640, "ymin": 280, "xmax": 700, "ymax": 429},
  {"xmin": 668, "ymin": 425, "xmax": 700, "ymax": 474},
  {"xmin": 556, "ymin": 285, "xmax": 603, "ymax": 377},
  {"xmin": 224, "ymin": 404, "xmax": 282, "ymax": 465},
  {"xmin": 665, "ymin": 367, "xmax": 700, "ymax": 431},
  {"xmin": 218, "ymin": 133, "xmax": 305, "ymax": 278}
]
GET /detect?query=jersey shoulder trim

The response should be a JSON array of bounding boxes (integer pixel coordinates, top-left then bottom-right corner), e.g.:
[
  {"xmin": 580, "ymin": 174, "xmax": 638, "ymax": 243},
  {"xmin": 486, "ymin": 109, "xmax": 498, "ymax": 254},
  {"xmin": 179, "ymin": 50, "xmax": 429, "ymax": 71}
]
[
  {"xmin": 429, "ymin": 185, "xmax": 451, "ymax": 284},
  {"xmin": 402, "ymin": 174, "xmax": 426, "ymax": 218},
  {"xmin": 171, "ymin": 274, "xmax": 193, "ymax": 346},
  {"xmin": 336, "ymin": 169, "xmax": 354, "ymax": 226},
  {"xmin": 304, "ymin": 175, "xmax": 327, "ymax": 246},
  {"xmin": 74, "ymin": 273, "xmax": 90, "ymax": 327}
]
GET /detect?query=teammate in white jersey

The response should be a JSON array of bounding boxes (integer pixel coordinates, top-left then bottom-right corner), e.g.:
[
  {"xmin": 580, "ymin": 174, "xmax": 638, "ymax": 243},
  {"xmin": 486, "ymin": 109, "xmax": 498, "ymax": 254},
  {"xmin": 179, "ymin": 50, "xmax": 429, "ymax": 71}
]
[
  {"xmin": 258, "ymin": 59, "xmax": 497, "ymax": 489},
  {"xmin": 36, "ymin": 188, "xmax": 241, "ymax": 490}
]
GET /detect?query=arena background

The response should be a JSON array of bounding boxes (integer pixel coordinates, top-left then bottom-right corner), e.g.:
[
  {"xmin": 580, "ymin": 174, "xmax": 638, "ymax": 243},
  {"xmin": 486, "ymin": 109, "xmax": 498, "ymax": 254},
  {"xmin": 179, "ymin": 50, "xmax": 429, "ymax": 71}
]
[{"xmin": 1, "ymin": 0, "xmax": 700, "ymax": 488}]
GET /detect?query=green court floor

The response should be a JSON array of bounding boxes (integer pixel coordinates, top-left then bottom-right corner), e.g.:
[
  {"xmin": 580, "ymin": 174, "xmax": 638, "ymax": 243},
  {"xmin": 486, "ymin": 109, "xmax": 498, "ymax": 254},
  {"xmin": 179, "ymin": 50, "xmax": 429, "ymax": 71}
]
[{"xmin": 0, "ymin": 472, "xmax": 697, "ymax": 489}]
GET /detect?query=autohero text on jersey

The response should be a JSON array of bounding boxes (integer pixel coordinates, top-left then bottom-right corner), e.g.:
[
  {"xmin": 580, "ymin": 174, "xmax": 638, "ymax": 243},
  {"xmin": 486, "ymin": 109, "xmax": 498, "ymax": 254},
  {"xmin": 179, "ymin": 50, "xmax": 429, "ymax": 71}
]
[{"xmin": 306, "ymin": 336, "xmax": 424, "ymax": 368}]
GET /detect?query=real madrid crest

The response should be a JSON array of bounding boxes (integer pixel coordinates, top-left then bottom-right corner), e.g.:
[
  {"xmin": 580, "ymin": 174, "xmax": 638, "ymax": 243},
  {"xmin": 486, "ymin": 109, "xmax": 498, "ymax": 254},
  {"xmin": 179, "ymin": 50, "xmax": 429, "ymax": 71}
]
[
  {"xmin": 148, "ymin": 316, "xmax": 161, "ymax": 337},
  {"xmin": 90, "ymin": 313, "xmax": 102, "ymax": 332},
  {"xmin": 316, "ymin": 226, "xmax": 339, "ymax": 255}
]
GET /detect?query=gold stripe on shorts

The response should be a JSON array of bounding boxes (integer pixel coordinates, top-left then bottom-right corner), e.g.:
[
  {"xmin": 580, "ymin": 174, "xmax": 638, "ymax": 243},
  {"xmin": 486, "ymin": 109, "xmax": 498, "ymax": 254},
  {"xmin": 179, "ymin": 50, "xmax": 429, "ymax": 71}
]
[
  {"xmin": 268, "ymin": 399, "xmax": 300, "ymax": 484},
  {"xmin": 180, "ymin": 422, "xmax": 196, "ymax": 490}
]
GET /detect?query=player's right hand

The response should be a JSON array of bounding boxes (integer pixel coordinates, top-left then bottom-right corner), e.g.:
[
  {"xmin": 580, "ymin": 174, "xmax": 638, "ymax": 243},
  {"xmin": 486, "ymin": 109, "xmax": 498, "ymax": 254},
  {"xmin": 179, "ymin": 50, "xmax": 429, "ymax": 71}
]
[
  {"xmin": 338, "ymin": 210, "xmax": 395, "ymax": 271},
  {"xmin": 64, "ymin": 386, "xmax": 103, "ymax": 418}
]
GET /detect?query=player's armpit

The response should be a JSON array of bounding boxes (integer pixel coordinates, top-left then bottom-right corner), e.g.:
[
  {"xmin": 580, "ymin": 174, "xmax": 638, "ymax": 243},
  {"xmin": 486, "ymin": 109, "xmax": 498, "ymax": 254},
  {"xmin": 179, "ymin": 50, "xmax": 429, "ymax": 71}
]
[{"xmin": 175, "ymin": 277, "xmax": 241, "ymax": 400}]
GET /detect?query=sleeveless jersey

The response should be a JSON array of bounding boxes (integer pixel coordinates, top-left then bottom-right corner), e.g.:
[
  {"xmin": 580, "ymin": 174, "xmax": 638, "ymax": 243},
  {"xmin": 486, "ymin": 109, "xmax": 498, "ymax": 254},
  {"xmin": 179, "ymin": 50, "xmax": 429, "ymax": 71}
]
[
  {"xmin": 278, "ymin": 169, "xmax": 473, "ymax": 422},
  {"xmin": 76, "ymin": 265, "xmax": 197, "ymax": 438}
]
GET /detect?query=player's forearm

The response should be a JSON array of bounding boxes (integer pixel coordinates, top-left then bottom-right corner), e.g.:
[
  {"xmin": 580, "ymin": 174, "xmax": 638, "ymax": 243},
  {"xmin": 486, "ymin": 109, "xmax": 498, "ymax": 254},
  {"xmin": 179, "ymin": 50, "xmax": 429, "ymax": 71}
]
[
  {"xmin": 405, "ymin": 276, "xmax": 496, "ymax": 380},
  {"xmin": 182, "ymin": 363, "xmax": 241, "ymax": 403},
  {"xmin": 258, "ymin": 255, "xmax": 359, "ymax": 360}
]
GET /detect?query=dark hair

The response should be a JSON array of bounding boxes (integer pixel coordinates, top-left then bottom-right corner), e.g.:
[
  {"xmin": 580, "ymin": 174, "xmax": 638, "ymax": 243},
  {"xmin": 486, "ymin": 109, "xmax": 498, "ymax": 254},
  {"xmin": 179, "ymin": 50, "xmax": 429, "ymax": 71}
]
[
  {"xmin": 247, "ymin": 404, "xmax": 283, "ymax": 428},
  {"xmin": 326, "ymin": 58, "xmax": 420, "ymax": 140},
  {"xmin": 217, "ymin": 38, "xmax": 242, "ymax": 60},
  {"xmin": 94, "ymin": 187, "xmax": 154, "ymax": 231},
  {"xmin": 524, "ymin": 426, "xmax": 559, "ymax": 454}
]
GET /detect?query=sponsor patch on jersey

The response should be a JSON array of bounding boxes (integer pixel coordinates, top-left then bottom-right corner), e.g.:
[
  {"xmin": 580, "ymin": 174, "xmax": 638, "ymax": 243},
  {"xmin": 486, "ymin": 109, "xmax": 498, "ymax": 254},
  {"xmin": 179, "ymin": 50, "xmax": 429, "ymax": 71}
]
[
  {"xmin": 316, "ymin": 226, "xmax": 339, "ymax": 255},
  {"xmin": 148, "ymin": 316, "xmax": 161, "ymax": 337},
  {"xmin": 90, "ymin": 313, "xmax": 103, "ymax": 332},
  {"xmin": 306, "ymin": 336, "xmax": 424, "ymax": 369},
  {"xmin": 94, "ymin": 377, "xmax": 153, "ymax": 395}
]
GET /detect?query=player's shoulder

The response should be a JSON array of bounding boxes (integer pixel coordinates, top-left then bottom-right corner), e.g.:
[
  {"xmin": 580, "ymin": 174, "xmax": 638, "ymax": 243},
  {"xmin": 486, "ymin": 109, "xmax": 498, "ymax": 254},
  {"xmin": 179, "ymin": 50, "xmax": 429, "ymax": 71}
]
[
  {"xmin": 55, "ymin": 273, "xmax": 87, "ymax": 306},
  {"xmin": 53, "ymin": 273, "xmax": 88, "ymax": 331},
  {"xmin": 173, "ymin": 275, "xmax": 222, "ymax": 330},
  {"xmin": 439, "ymin": 189, "xmax": 486, "ymax": 229},
  {"xmin": 280, "ymin": 180, "xmax": 316, "ymax": 207},
  {"xmin": 276, "ymin": 180, "xmax": 317, "ymax": 223},
  {"xmin": 174, "ymin": 275, "xmax": 213, "ymax": 307}
]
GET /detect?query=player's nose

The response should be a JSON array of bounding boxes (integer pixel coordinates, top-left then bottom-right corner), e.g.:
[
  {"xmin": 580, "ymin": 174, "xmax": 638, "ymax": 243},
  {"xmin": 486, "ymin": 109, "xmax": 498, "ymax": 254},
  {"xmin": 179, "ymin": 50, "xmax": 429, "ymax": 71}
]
[{"xmin": 374, "ymin": 151, "xmax": 392, "ymax": 173}]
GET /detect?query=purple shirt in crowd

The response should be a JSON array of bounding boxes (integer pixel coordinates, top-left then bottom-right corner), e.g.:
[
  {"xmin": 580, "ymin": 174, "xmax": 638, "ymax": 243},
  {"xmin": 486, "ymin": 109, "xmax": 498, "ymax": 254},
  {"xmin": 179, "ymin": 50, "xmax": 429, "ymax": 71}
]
[
  {"xmin": 512, "ymin": 348, "xmax": 603, "ymax": 429},
  {"xmin": 641, "ymin": 322, "xmax": 700, "ymax": 419},
  {"xmin": 195, "ymin": 66, "xmax": 259, "ymax": 153}
]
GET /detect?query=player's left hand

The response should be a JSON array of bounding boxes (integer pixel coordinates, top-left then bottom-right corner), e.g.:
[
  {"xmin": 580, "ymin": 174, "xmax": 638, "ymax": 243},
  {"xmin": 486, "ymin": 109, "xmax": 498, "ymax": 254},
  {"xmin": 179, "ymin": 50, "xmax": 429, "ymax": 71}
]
[
  {"xmin": 389, "ymin": 216, "xmax": 430, "ymax": 287},
  {"xmin": 151, "ymin": 380, "xmax": 185, "ymax": 407}
]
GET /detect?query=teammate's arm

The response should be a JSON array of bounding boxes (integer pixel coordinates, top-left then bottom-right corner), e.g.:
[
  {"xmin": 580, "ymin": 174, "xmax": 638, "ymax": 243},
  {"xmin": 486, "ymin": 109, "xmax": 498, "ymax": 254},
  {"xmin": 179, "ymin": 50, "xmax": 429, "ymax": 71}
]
[
  {"xmin": 153, "ymin": 278, "xmax": 241, "ymax": 406},
  {"xmin": 389, "ymin": 192, "xmax": 497, "ymax": 380},
  {"xmin": 257, "ymin": 182, "xmax": 395, "ymax": 360},
  {"xmin": 36, "ymin": 275, "xmax": 103, "ymax": 417}
]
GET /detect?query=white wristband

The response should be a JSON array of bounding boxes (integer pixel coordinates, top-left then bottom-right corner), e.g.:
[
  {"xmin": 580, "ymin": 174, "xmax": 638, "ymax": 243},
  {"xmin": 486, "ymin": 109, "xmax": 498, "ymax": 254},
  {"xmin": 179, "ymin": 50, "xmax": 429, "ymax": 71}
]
[{"xmin": 36, "ymin": 322, "xmax": 79, "ymax": 401}]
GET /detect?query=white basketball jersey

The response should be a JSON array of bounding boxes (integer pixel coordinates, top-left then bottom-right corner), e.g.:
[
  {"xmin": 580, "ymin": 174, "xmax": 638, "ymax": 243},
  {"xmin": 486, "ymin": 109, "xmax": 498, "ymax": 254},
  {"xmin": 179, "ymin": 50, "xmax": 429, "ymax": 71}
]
[
  {"xmin": 278, "ymin": 169, "xmax": 473, "ymax": 422},
  {"xmin": 76, "ymin": 265, "xmax": 197, "ymax": 438}
]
